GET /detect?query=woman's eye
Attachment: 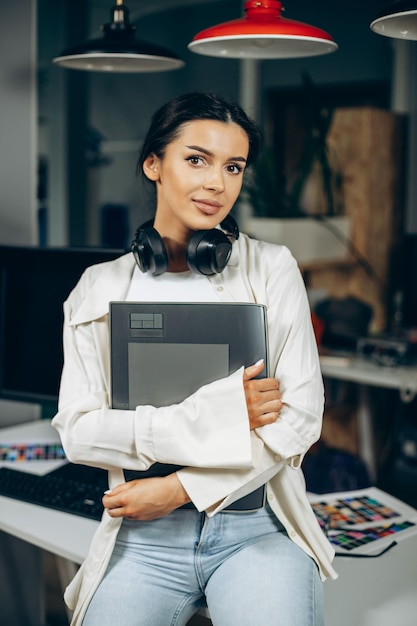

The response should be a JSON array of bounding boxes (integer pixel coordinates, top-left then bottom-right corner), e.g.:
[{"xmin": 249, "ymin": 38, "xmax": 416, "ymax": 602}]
[
  {"xmin": 227, "ymin": 163, "xmax": 244, "ymax": 174},
  {"xmin": 186, "ymin": 156, "xmax": 204, "ymax": 166}
]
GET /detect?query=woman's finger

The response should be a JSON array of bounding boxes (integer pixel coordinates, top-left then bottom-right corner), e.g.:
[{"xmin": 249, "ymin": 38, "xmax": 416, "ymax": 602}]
[{"xmin": 243, "ymin": 359, "xmax": 265, "ymax": 381}]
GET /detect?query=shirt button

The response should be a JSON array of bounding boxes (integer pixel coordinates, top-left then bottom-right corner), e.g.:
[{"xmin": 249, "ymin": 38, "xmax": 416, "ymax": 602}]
[
  {"xmin": 268, "ymin": 493, "xmax": 275, "ymax": 501},
  {"xmin": 289, "ymin": 529, "xmax": 297, "ymax": 538},
  {"xmin": 273, "ymin": 454, "xmax": 281, "ymax": 462},
  {"xmin": 216, "ymin": 286, "xmax": 224, "ymax": 292}
]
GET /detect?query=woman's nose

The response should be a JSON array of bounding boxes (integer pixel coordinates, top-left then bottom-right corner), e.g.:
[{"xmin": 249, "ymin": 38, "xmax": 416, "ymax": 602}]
[{"xmin": 203, "ymin": 167, "xmax": 225, "ymax": 192}]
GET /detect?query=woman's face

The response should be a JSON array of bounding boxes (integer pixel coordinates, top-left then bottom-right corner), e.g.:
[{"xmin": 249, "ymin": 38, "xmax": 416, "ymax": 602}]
[{"xmin": 143, "ymin": 119, "xmax": 249, "ymax": 241}]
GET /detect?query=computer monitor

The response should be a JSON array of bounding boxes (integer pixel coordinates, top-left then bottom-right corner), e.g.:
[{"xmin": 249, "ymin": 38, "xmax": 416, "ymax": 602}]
[{"xmin": 0, "ymin": 245, "xmax": 123, "ymax": 406}]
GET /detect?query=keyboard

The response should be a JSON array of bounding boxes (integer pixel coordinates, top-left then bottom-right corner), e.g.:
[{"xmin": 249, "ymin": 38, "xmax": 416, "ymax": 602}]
[{"xmin": 0, "ymin": 463, "xmax": 108, "ymax": 521}]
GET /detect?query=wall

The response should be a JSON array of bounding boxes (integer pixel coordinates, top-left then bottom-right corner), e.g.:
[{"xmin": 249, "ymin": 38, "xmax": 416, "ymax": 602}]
[
  {"xmin": 0, "ymin": 0, "xmax": 37, "ymax": 246},
  {"xmin": 72, "ymin": 1, "xmax": 246, "ymax": 242},
  {"xmin": 37, "ymin": 0, "xmax": 397, "ymax": 246},
  {"xmin": 405, "ymin": 41, "xmax": 417, "ymax": 234},
  {"xmin": 0, "ymin": 0, "xmax": 41, "ymax": 426},
  {"xmin": 0, "ymin": 3, "xmax": 43, "ymax": 612},
  {"xmin": 1, "ymin": 0, "xmax": 411, "ymax": 246},
  {"xmin": 88, "ymin": 0, "xmax": 395, "ymax": 240},
  {"xmin": 261, "ymin": 0, "xmax": 392, "ymax": 89}
]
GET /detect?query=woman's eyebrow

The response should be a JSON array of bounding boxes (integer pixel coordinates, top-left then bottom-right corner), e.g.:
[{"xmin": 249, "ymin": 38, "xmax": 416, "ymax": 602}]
[{"xmin": 185, "ymin": 144, "xmax": 247, "ymax": 163}]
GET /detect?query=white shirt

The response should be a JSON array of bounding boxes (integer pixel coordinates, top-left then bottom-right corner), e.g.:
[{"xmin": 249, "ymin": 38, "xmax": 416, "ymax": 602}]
[
  {"xmin": 126, "ymin": 265, "xmax": 220, "ymax": 302},
  {"xmin": 52, "ymin": 233, "xmax": 337, "ymax": 625}
]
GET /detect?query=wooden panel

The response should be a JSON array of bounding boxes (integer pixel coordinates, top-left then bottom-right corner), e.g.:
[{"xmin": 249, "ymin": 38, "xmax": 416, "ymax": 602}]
[{"xmin": 302, "ymin": 107, "xmax": 406, "ymax": 332}]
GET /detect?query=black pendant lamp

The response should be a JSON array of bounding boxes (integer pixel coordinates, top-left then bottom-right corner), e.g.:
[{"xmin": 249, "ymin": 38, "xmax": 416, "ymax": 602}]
[
  {"xmin": 53, "ymin": 0, "xmax": 185, "ymax": 73},
  {"xmin": 371, "ymin": 1, "xmax": 417, "ymax": 40}
]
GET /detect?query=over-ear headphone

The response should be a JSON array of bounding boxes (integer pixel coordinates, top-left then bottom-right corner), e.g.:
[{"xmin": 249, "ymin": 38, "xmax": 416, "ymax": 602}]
[{"xmin": 130, "ymin": 215, "xmax": 239, "ymax": 277}]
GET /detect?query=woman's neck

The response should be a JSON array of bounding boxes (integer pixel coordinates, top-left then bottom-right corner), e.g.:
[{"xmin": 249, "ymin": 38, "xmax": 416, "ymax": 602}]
[
  {"xmin": 162, "ymin": 236, "xmax": 189, "ymax": 273},
  {"xmin": 153, "ymin": 217, "xmax": 191, "ymax": 273}
]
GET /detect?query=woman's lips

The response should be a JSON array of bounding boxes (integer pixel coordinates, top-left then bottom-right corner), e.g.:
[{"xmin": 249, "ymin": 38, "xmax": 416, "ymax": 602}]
[{"xmin": 192, "ymin": 199, "xmax": 222, "ymax": 215}]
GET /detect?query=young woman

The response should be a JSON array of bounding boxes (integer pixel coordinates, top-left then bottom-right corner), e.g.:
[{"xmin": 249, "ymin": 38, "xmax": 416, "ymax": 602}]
[{"xmin": 52, "ymin": 92, "xmax": 337, "ymax": 626}]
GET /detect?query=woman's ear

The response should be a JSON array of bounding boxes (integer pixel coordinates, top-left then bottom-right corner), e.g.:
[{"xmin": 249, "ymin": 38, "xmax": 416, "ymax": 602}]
[{"xmin": 142, "ymin": 153, "xmax": 160, "ymax": 182}]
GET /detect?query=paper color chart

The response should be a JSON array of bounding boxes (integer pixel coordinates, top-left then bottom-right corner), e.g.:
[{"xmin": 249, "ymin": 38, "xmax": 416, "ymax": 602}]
[
  {"xmin": 312, "ymin": 495, "xmax": 400, "ymax": 528},
  {"xmin": 326, "ymin": 520, "xmax": 415, "ymax": 551},
  {"xmin": 0, "ymin": 443, "xmax": 66, "ymax": 462},
  {"xmin": 310, "ymin": 490, "xmax": 417, "ymax": 552}
]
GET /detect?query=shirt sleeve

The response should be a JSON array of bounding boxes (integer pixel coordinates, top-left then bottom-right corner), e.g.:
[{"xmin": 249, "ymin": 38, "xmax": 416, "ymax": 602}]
[
  {"xmin": 256, "ymin": 247, "xmax": 324, "ymax": 466},
  {"xmin": 177, "ymin": 438, "xmax": 284, "ymax": 513}
]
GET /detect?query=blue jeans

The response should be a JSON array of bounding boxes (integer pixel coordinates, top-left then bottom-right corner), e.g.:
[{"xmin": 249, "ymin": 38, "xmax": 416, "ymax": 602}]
[{"xmin": 82, "ymin": 505, "xmax": 323, "ymax": 626}]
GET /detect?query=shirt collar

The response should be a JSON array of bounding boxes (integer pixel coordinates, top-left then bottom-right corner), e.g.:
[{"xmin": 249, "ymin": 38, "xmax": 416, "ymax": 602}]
[
  {"xmin": 68, "ymin": 253, "xmax": 136, "ymax": 326},
  {"xmin": 69, "ymin": 239, "xmax": 242, "ymax": 326}
]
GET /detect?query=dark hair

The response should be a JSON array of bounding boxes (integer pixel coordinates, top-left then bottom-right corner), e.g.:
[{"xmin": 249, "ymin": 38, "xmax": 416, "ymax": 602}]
[{"xmin": 136, "ymin": 92, "xmax": 262, "ymax": 181}]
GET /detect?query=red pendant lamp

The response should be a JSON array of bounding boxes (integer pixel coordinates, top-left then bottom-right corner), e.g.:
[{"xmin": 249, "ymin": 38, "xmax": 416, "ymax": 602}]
[
  {"xmin": 371, "ymin": 1, "xmax": 417, "ymax": 40},
  {"xmin": 188, "ymin": 0, "xmax": 338, "ymax": 59}
]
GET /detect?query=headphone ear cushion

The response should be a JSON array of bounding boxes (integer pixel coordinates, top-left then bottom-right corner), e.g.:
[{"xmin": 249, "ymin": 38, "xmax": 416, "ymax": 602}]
[
  {"xmin": 131, "ymin": 226, "xmax": 168, "ymax": 276},
  {"xmin": 186, "ymin": 229, "xmax": 233, "ymax": 276}
]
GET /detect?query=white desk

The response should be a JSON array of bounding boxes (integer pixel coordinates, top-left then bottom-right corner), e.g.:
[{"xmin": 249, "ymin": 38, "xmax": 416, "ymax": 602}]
[
  {"xmin": 0, "ymin": 421, "xmax": 95, "ymax": 569},
  {"xmin": 1, "ymin": 420, "xmax": 417, "ymax": 626},
  {"xmin": 0, "ymin": 421, "xmax": 97, "ymax": 625},
  {"xmin": 0, "ymin": 493, "xmax": 96, "ymax": 565},
  {"xmin": 319, "ymin": 355, "xmax": 417, "ymax": 479},
  {"xmin": 319, "ymin": 355, "xmax": 417, "ymax": 400},
  {"xmin": 324, "ymin": 538, "xmax": 417, "ymax": 626}
]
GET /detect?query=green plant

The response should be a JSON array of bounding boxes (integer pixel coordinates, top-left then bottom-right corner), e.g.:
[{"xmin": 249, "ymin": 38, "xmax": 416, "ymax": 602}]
[
  {"xmin": 243, "ymin": 72, "xmax": 343, "ymax": 218},
  {"xmin": 243, "ymin": 147, "xmax": 301, "ymax": 218}
]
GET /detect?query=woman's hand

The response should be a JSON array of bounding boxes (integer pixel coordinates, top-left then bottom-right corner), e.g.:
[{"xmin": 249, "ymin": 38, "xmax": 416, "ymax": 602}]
[
  {"xmin": 243, "ymin": 360, "xmax": 282, "ymax": 430},
  {"xmin": 103, "ymin": 473, "xmax": 191, "ymax": 520}
]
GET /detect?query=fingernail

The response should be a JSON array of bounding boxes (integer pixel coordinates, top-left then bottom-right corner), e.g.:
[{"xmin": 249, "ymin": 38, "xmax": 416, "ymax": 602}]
[
  {"xmin": 104, "ymin": 489, "xmax": 112, "ymax": 495},
  {"xmin": 255, "ymin": 359, "xmax": 264, "ymax": 367}
]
